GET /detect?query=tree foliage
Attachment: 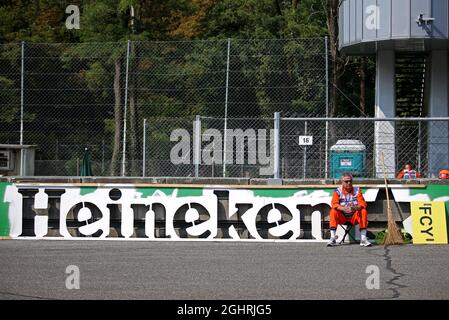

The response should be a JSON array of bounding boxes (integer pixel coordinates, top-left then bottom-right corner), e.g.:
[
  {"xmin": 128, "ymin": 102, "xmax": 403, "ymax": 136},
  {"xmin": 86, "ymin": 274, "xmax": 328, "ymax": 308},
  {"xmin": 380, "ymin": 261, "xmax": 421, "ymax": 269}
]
[{"xmin": 0, "ymin": 0, "xmax": 374, "ymax": 175}]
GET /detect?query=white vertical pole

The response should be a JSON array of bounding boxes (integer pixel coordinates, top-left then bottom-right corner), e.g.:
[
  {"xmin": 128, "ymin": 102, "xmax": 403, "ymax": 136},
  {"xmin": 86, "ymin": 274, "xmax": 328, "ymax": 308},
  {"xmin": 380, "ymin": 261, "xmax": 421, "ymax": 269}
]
[
  {"xmin": 303, "ymin": 121, "xmax": 307, "ymax": 179},
  {"xmin": 274, "ymin": 112, "xmax": 280, "ymax": 179},
  {"xmin": 122, "ymin": 40, "xmax": 131, "ymax": 176},
  {"xmin": 142, "ymin": 118, "xmax": 146, "ymax": 177},
  {"xmin": 102, "ymin": 139, "xmax": 105, "ymax": 174},
  {"xmin": 223, "ymin": 38, "xmax": 231, "ymax": 177},
  {"xmin": 130, "ymin": 5, "xmax": 135, "ymax": 34},
  {"xmin": 194, "ymin": 115, "xmax": 201, "ymax": 177},
  {"xmin": 375, "ymin": 50, "xmax": 396, "ymax": 178},
  {"xmin": 417, "ymin": 120, "xmax": 421, "ymax": 173},
  {"xmin": 324, "ymin": 36, "xmax": 329, "ymax": 179},
  {"xmin": 20, "ymin": 41, "xmax": 25, "ymax": 176},
  {"xmin": 428, "ymin": 51, "xmax": 449, "ymax": 177}
]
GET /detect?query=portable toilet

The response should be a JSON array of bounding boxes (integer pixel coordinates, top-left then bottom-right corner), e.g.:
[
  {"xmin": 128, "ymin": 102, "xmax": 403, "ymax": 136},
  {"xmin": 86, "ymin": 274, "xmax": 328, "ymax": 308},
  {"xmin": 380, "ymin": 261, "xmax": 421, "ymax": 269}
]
[{"xmin": 330, "ymin": 140, "xmax": 366, "ymax": 178}]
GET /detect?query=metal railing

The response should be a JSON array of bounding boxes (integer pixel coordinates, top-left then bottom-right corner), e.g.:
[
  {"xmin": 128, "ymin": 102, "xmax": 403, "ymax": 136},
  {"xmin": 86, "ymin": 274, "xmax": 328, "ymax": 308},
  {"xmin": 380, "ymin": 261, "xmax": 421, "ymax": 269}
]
[{"xmin": 143, "ymin": 116, "xmax": 449, "ymax": 179}]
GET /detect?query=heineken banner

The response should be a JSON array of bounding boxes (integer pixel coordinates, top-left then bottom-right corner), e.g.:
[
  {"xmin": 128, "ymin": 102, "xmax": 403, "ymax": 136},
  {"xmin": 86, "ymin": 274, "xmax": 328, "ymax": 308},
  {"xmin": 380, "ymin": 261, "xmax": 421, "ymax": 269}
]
[{"xmin": 0, "ymin": 182, "xmax": 448, "ymax": 242}]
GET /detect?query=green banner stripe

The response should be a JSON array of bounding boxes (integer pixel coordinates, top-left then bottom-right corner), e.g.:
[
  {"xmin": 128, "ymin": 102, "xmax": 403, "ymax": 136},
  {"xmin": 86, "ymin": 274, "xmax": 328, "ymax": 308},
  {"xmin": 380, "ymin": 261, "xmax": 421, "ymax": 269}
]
[{"xmin": 0, "ymin": 182, "xmax": 10, "ymax": 236}]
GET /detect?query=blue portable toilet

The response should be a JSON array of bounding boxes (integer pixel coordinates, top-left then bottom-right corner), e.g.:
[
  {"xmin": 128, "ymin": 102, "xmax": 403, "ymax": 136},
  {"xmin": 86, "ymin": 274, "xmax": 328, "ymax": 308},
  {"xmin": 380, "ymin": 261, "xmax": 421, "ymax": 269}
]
[{"xmin": 330, "ymin": 140, "xmax": 366, "ymax": 178}]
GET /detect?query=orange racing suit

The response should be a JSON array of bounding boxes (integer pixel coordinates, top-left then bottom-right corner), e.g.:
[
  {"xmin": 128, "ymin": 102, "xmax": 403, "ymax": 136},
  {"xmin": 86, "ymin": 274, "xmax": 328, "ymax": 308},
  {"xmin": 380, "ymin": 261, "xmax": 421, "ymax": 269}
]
[{"xmin": 329, "ymin": 186, "xmax": 368, "ymax": 230}]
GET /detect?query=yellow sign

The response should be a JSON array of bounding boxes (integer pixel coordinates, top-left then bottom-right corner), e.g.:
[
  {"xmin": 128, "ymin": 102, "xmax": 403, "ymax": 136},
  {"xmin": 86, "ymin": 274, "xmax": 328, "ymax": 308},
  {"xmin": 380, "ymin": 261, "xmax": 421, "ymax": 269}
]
[{"xmin": 410, "ymin": 201, "xmax": 448, "ymax": 244}]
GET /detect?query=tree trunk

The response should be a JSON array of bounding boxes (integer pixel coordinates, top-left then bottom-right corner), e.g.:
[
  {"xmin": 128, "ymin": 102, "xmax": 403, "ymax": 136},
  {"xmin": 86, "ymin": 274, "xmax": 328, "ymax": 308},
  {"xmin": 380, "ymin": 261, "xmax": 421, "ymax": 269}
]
[
  {"xmin": 359, "ymin": 57, "xmax": 366, "ymax": 116},
  {"xmin": 110, "ymin": 59, "xmax": 122, "ymax": 176},
  {"xmin": 129, "ymin": 42, "xmax": 139, "ymax": 176},
  {"xmin": 326, "ymin": 0, "xmax": 340, "ymax": 118},
  {"xmin": 292, "ymin": 0, "xmax": 301, "ymax": 10},
  {"xmin": 324, "ymin": 0, "xmax": 343, "ymax": 151}
]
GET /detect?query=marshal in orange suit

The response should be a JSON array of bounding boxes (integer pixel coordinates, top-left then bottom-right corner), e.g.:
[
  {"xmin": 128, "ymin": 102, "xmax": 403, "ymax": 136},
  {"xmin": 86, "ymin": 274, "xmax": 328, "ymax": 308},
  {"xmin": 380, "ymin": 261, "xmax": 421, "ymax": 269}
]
[{"xmin": 327, "ymin": 172, "xmax": 371, "ymax": 247}]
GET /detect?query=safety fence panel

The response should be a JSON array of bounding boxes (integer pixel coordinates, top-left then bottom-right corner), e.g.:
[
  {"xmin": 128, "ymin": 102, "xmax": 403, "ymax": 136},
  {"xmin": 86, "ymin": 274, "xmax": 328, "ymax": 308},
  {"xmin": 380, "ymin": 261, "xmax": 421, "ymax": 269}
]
[
  {"xmin": 0, "ymin": 43, "xmax": 22, "ymax": 145},
  {"xmin": 0, "ymin": 39, "xmax": 327, "ymax": 176},
  {"xmin": 281, "ymin": 118, "xmax": 448, "ymax": 179}
]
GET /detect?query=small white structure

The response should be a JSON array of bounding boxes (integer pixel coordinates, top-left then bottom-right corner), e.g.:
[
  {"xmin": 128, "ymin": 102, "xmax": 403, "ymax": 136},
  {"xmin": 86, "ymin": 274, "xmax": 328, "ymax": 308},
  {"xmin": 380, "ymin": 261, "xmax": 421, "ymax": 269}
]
[{"xmin": 0, "ymin": 144, "xmax": 35, "ymax": 176}]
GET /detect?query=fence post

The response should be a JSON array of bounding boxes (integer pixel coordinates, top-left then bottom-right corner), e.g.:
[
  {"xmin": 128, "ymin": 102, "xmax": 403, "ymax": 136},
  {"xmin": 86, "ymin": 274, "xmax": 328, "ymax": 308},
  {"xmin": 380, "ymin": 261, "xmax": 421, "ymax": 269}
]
[
  {"xmin": 325, "ymin": 36, "xmax": 329, "ymax": 179},
  {"xmin": 325, "ymin": 36, "xmax": 329, "ymax": 118},
  {"xmin": 325, "ymin": 120, "xmax": 329, "ymax": 179},
  {"xmin": 121, "ymin": 40, "xmax": 131, "ymax": 177},
  {"xmin": 417, "ymin": 120, "xmax": 421, "ymax": 173},
  {"xmin": 20, "ymin": 41, "xmax": 25, "ymax": 176},
  {"xmin": 223, "ymin": 38, "xmax": 231, "ymax": 177},
  {"xmin": 142, "ymin": 118, "xmax": 146, "ymax": 177},
  {"xmin": 303, "ymin": 120, "xmax": 307, "ymax": 179},
  {"xmin": 102, "ymin": 139, "xmax": 105, "ymax": 175},
  {"xmin": 194, "ymin": 115, "xmax": 201, "ymax": 178},
  {"xmin": 274, "ymin": 112, "xmax": 280, "ymax": 179}
]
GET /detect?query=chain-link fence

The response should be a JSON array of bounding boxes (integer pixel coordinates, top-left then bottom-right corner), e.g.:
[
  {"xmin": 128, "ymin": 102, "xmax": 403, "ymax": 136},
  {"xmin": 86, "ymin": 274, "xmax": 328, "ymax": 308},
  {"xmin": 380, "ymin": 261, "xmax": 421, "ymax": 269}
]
[
  {"xmin": 0, "ymin": 38, "xmax": 327, "ymax": 176},
  {"xmin": 144, "ymin": 116, "xmax": 449, "ymax": 179},
  {"xmin": 2, "ymin": 39, "xmax": 449, "ymax": 179},
  {"xmin": 0, "ymin": 43, "xmax": 21, "ymax": 146},
  {"xmin": 0, "ymin": 42, "xmax": 127, "ymax": 176},
  {"xmin": 144, "ymin": 116, "xmax": 275, "ymax": 178}
]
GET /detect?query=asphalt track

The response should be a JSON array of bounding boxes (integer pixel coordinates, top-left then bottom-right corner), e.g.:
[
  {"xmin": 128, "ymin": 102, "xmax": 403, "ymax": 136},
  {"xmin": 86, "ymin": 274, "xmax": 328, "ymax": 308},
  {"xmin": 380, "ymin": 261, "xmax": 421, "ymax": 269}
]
[{"xmin": 1, "ymin": 239, "xmax": 449, "ymax": 300}]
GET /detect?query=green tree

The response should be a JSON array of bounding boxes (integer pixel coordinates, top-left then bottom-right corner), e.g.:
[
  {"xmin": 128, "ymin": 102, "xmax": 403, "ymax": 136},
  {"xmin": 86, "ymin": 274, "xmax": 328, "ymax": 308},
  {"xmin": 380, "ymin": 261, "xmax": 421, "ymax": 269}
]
[
  {"xmin": 81, "ymin": 1, "xmax": 125, "ymax": 176},
  {"xmin": 187, "ymin": 0, "xmax": 329, "ymax": 117},
  {"xmin": 0, "ymin": 0, "xmax": 83, "ymax": 43}
]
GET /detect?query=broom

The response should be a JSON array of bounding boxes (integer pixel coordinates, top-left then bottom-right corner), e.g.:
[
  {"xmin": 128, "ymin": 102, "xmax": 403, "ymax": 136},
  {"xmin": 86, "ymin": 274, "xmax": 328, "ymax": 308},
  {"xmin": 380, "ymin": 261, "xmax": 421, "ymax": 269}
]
[{"xmin": 381, "ymin": 152, "xmax": 404, "ymax": 245}]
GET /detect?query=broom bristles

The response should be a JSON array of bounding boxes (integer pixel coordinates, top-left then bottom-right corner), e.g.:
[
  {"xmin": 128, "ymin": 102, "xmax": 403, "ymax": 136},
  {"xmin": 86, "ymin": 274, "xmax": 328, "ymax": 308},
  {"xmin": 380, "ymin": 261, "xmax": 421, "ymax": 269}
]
[
  {"xmin": 383, "ymin": 207, "xmax": 404, "ymax": 245},
  {"xmin": 380, "ymin": 151, "xmax": 404, "ymax": 246}
]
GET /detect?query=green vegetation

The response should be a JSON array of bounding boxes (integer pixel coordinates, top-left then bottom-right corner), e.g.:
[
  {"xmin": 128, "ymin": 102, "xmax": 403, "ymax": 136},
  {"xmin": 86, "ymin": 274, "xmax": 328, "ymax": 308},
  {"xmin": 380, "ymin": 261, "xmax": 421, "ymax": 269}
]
[{"xmin": 0, "ymin": 0, "xmax": 375, "ymax": 176}]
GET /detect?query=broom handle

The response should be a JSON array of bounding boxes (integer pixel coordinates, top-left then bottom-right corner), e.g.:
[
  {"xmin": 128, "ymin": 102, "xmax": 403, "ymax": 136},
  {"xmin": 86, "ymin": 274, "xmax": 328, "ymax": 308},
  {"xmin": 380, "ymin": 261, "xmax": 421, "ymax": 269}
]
[{"xmin": 381, "ymin": 152, "xmax": 391, "ymax": 210}]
